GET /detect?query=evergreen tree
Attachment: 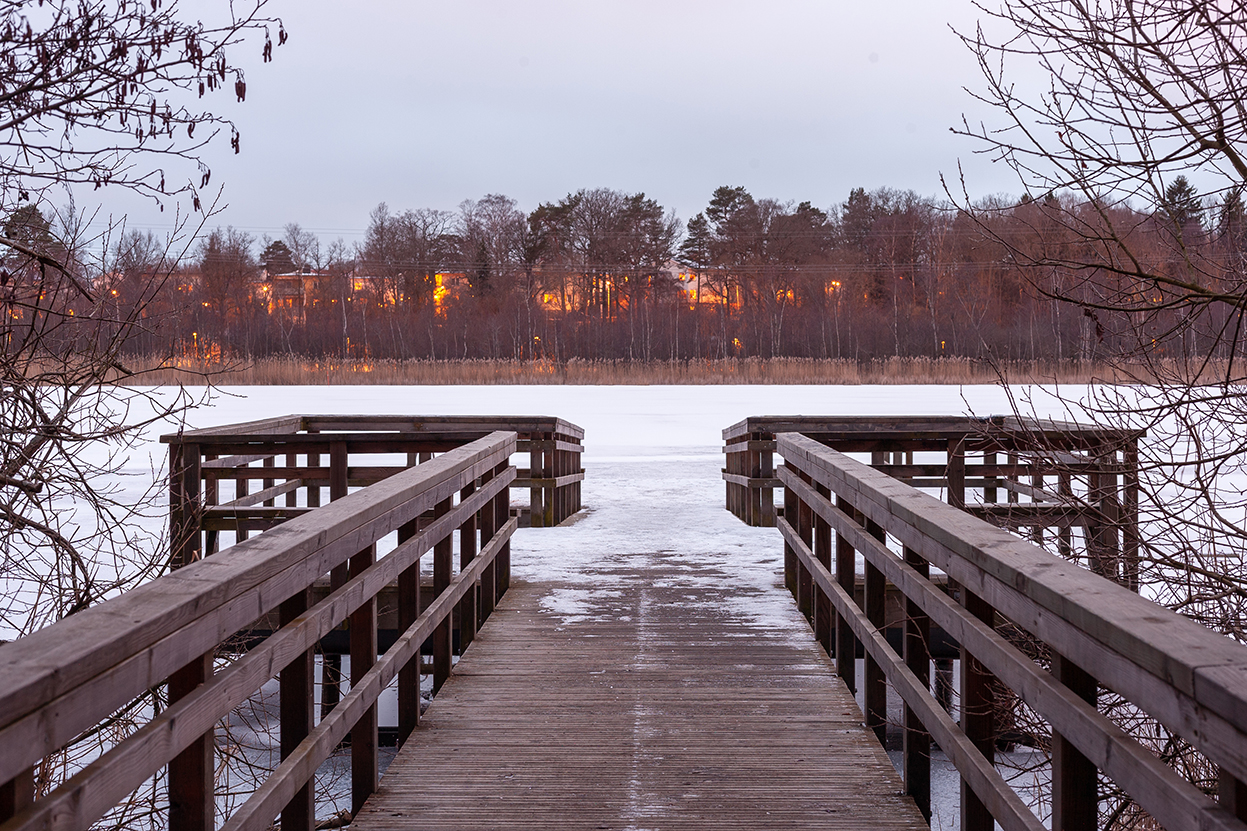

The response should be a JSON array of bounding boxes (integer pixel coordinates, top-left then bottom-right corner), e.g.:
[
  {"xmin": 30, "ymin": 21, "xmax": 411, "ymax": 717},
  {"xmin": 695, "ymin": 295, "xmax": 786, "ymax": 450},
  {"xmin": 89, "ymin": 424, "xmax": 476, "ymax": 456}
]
[
  {"xmin": 1218, "ymin": 186, "xmax": 1247, "ymax": 249},
  {"xmin": 678, "ymin": 213, "xmax": 713, "ymax": 271},
  {"xmin": 260, "ymin": 239, "xmax": 297, "ymax": 275},
  {"xmin": 1160, "ymin": 175, "xmax": 1202, "ymax": 232}
]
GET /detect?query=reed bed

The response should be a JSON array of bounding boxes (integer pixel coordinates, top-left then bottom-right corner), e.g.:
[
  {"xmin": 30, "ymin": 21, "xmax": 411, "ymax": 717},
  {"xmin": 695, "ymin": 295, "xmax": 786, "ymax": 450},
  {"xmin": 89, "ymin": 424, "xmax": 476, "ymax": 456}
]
[{"xmin": 115, "ymin": 355, "xmax": 1128, "ymax": 385}]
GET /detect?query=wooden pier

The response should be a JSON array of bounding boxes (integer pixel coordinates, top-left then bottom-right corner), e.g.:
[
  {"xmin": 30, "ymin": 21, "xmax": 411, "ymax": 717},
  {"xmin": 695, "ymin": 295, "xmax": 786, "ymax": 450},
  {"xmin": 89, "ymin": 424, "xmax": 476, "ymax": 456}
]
[
  {"xmin": 6, "ymin": 412, "xmax": 1247, "ymax": 831},
  {"xmin": 352, "ymin": 562, "xmax": 927, "ymax": 831}
]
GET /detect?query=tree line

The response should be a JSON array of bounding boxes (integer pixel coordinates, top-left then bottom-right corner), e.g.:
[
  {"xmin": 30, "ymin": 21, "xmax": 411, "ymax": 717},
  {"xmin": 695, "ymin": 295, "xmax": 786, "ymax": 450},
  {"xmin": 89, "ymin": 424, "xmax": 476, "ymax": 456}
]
[{"xmin": 8, "ymin": 178, "xmax": 1245, "ymax": 366}]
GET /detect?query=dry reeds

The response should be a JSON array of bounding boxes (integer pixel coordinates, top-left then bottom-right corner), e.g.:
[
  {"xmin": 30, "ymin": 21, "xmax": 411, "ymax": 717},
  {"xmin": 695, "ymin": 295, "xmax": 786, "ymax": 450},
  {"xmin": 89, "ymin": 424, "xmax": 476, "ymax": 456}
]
[{"xmin": 116, "ymin": 355, "xmax": 1122, "ymax": 385}]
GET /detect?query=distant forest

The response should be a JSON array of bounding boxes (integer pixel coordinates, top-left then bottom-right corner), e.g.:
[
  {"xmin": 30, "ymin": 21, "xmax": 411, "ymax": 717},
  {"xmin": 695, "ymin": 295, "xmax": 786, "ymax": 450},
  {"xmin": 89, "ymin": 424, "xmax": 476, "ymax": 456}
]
[{"xmin": 14, "ymin": 179, "xmax": 1244, "ymax": 364}]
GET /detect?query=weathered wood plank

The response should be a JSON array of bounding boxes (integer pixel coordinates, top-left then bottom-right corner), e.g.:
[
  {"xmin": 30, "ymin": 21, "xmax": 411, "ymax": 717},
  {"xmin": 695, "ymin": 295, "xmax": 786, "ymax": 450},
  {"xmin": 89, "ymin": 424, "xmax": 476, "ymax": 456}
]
[{"xmin": 351, "ymin": 571, "xmax": 927, "ymax": 831}]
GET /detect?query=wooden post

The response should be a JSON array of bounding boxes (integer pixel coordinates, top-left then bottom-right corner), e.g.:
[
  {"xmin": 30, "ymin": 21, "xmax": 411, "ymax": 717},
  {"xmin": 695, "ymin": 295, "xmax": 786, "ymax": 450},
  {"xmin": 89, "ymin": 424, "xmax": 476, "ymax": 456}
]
[
  {"xmin": 204, "ymin": 453, "xmax": 219, "ymax": 555},
  {"xmin": 396, "ymin": 517, "xmax": 420, "ymax": 744},
  {"xmin": 479, "ymin": 467, "xmax": 498, "ymax": 624},
  {"xmin": 864, "ymin": 517, "xmax": 887, "ymax": 746},
  {"xmin": 432, "ymin": 495, "xmax": 454, "ymax": 694},
  {"xmin": 543, "ymin": 433, "xmax": 555, "ymax": 528},
  {"xmin": 813, "ymin": 482, "xmax": 833, "ymax": 656},
  {"xmin": 551, "ymin": 437, "xmax": 563, "ymax": 525},
  {"xmin": 1052, "ymin": 653, "xmax": 1097, "ymax": 831},
  {"xmin": 349, "ymin": 543, "xmax": 377, "ymax": 816},
  {"xmin": 169, "ymin": 441, "xmax": 202, "ymax": 569},
  {"xmin": 983, "ymin": 450, "xmax": 997, "ymax": 506},
  {"xmin": 285, "ymin": 452, "xmax": 298, "ymax": 509},
  {"xmin": 1058, "ymin": 470, "xmax": 1073, "ymax": 562},
  {"xmin": 307, "ymin": 431, "xmax": 321, "ymax": 510},
  {"xmin": 321, "ymin": 440, "xmax": 350, "ymax": 720},
  {"xmin": 1031, "ymin": 466, "xmax": 1044, "ymax": 545},
  {"xmin": 494, "ymin": 461, "xmax": 511, "ymax": 594},
  {"xmin": 947, "ymin": 439, "xmax": 966, "ymax": 510},
  {"xmin": 748, "ymin": 438, "xmax": 762, "ymax": 526},
  {"xmin": 960, "ymin": 589, "xmax": 995, "ymax": 831},
  {"xmin": 835, "ymin": 495, "xmax": 857, "ymax": 694},
  {"xmin": 0, "ymin": 768, "xmax": 34, "ymax": 824},
  {"xmin": 168, "ymin": 441, "xmax": 212, "ymax": 831},
  {"xmin": 574, "ymin": 441, "xmax": 582, "ymax": 514},
  {"xmin": 329, "ymin": 441, "xmax": 349, "ymax": 592},
  {"xmin": 459, "ymin": 482, "xmax": 478, "ymax": 651},
  {"xmin": 1087, "ymin": 452, "xmax": 1121, "ymax": 581},
  {"xmin": 235, "ymin": 463, "xmax": 250, "ymax": 544},
  {"xmin": 168, "ymin": 653, "xmax": 213, "ymax": 831},
  {"xmin": 1219, "ymin": 769, "xmax": 1247, "ymax": 822},
  {"xmin": 263, "ymin": 454, "xmax": 276, "ymax": 506},
  {"xmin": 796, "ymin": 472, "xmax": 814, "ymax": 623},
  {"xmin": 903, "ymin": 546, "xmax": 931, "ymax": 823},
  {"xmin": 783, "ymin": 477, "xmax": 799, "ymax": 599},
  {"xmin": 280, "ymin": 588, "xmax": 314, "ymax": 831},
  {"xmin": 529, "ymin": 432, "xmax": 545, "ymax": 528},
  {"xmin": 759, "ymin": 433, "xmax": 775, "ymax": 527},
  {"xmin": 1007, "ymin": 452, "xmax": 1019, "ymax": 505},
  {"xmin": 1123, "ymin": 440, "xmax": 1140, "ymax": 592},
  {"xmin": 559, "ymin": 442, "xmax": 571, "ymax": 523}
]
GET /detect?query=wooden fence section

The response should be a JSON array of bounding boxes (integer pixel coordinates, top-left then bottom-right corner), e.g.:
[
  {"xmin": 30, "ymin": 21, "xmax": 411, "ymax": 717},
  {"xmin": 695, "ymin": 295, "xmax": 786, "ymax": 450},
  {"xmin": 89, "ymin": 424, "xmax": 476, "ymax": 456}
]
[
  {"xmin": 0, "ymin": 432, "xmax": 519, "ymax": 831},
  {"xmin": 724, "ymin": 415, "xmax": 1141, "ymax": 588},
  {"xmin": 776, "ymin": 432, "xmax": 1247, "ymax": 831},
  {"xmin": 164, "ymin": 415, "xmax": 583, "ymax": 561}
]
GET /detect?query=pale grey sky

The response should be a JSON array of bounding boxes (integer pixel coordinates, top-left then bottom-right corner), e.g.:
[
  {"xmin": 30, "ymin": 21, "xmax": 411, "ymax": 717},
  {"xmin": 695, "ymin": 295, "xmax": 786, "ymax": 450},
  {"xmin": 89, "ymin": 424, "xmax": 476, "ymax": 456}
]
[{"xmin": 120, "ymin": 0, "xmax": 1022, "ymax": 246}]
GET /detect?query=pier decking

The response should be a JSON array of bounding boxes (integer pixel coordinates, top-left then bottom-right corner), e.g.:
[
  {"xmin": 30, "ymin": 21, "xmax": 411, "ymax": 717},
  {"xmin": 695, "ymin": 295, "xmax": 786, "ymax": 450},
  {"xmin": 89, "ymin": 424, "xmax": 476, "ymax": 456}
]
[{"xmin": 353, "ymin": 559, "xmax": 927, "ymax": 831}]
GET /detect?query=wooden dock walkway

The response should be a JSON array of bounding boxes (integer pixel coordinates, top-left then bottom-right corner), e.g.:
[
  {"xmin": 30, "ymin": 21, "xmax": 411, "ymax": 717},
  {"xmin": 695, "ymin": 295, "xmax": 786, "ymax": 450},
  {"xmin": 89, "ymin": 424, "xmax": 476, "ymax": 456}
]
[
  {"xmin": 14, "ymin": 419, "xmax": 1247, "ymax": 831},
  {"xmin": 352, "ymin": 513, "xmax": 928, "ymax": 829}
]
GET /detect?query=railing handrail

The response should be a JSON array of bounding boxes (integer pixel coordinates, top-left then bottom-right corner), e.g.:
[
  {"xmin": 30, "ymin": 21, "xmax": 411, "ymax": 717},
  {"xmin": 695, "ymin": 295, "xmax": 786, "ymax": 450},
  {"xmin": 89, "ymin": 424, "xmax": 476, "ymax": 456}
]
[
  {"xmin": 777, "ymin": 431, "xmax": 1247, "ymax": 831},
  {"xmin": 0, "ymin": 431, "xmax": 516, "ymax": 795},
  {"xmin": 164, "ymin": 414, "xmax": 586, "ymax": 442},
  {"xmin": 724, "ymin": 414, "xmax": 1141, "ymax": 443}
]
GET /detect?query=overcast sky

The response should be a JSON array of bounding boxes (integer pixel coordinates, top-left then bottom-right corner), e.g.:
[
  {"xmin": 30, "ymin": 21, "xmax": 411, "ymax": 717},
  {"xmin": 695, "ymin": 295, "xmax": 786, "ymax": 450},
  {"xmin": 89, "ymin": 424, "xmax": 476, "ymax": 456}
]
[{"xmin": 120, "ymin": 0, "xmax": 1024, "ymax": 247}]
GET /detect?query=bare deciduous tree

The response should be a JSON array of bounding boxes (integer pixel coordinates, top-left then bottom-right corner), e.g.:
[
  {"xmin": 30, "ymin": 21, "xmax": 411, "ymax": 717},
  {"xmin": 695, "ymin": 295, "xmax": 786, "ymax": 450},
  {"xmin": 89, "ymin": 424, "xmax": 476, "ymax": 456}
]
[
  {"xmin": 0, "ymin": 1, "xmax": 283, "ymax": 821},
  {"xmin": 954, "ymin": 1, "xmax": 1247, "ymax": 824}
]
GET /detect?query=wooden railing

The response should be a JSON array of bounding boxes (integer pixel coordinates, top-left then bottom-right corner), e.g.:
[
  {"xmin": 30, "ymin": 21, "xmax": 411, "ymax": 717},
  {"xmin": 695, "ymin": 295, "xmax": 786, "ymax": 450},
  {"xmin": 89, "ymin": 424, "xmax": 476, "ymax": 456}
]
[
  {"xmin": 164, "ymin": 415, "xmax": 584, "ymax": 555},
  {"xmin": 724, "ymin": 415, "xmax": 1141, "ymax": 589},
  {"xmin": 776, "ymin": 431, "xmax": 1247, "ymax": 831},
  {"xmin": 0, "ymin": 431, "xmax": 518, "ymax": 831}
]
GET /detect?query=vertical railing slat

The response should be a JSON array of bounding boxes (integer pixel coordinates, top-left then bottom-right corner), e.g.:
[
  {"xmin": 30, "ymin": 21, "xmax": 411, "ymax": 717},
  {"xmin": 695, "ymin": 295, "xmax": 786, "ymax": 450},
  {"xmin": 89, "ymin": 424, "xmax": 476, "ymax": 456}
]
[
  {"xmin": 279, "ymin": 588, "xmax": 314, "ymax": 831},
  {"xmin": 459, "ymin": 482, "xmax": 479, "ymax": 651},
  {"xmin": 960, "ymin": 589, "xmax": 995, "ymax": 831},
  {"xmin": 396, "ymin": 517, "xmax": 421, "ymax": 744},
  {"xmin": 903, "ymin": 546, "xmax": 931, "ymax": 823},
  {"xmin": 834, "ymin": 495, "xmax": 857, "ymax": 694},
  {"xmin": 479, "ymin": 465, "xmax": 498, "ymax": 624},
  {"xmin": 863, "ymin": 517, "xmax": 887, "ymax": 746},
  {"xmin": 168, "ymin": 441, "xmax": 212, "ymax": 831},
  {"xmin": 813, "ymin": 482, "xmax": 834, "ymax": 656},
  {"xmin": 168, "ymin": 653, "xmax": 214, "ymax": 831},
  {"xmin": 0, "ymin": 768, "xmax": 34, "ymax": 824},
  {"xmin": 1052, "ymin": 653, "xmax": 1097, "ymax": 831},
  {"xmin": 349, "ymin": 543, "xmax": 378, "ymax": 816},
  {"xmin": 432, "ymin": 496, "xmax": 454, "ymax": 694}
]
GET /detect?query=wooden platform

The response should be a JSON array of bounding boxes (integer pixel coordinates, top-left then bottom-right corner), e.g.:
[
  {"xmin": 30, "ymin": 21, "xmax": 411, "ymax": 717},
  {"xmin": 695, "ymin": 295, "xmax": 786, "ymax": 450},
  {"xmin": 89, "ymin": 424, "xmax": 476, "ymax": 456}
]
[{"xmin": 352, "ymin": 556, "xmax": 928, "ymax": 830}]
